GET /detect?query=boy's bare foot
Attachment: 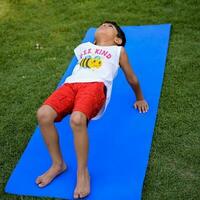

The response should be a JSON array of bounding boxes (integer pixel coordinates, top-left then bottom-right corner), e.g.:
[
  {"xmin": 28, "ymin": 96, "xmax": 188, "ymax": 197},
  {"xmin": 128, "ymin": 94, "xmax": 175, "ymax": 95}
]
[
  {"xmin": 36, "ymin": 162, "xmax": 67, "ymax": 187},
  {"xmin": 73, "ymin": 168, "xmax": 90, "ymax": 199}
]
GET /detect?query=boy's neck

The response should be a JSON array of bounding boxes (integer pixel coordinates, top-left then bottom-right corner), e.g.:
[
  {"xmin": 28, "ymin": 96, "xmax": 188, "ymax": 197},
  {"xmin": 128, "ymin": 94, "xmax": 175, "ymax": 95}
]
[{"xmin": 95, "ymin": 39, "xmax": 116, "ymax": 46}]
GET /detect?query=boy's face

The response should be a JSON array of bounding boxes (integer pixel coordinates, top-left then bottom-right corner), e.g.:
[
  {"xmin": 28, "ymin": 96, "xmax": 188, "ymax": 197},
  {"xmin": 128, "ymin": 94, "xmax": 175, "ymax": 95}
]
[{"xmin": 95, "ymin": 23, "xmax": 122, "ymax": 45}]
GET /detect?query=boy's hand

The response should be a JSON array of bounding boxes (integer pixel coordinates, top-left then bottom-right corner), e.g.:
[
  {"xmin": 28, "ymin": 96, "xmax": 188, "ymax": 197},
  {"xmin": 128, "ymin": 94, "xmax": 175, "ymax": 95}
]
[{"xmin": 134, "ymin": 100, "xmax": 149, "ymax": 113}]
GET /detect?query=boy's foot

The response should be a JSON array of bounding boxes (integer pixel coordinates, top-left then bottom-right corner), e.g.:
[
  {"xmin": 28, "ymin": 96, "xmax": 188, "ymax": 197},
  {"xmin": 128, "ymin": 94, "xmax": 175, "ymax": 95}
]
[
  {"xmin": 36, "ymin": 162, "xmax": 67, "ymax": 187},
  {"xmin": 73, "ymin": 168, "xmax": 90, "ymax": 199}
]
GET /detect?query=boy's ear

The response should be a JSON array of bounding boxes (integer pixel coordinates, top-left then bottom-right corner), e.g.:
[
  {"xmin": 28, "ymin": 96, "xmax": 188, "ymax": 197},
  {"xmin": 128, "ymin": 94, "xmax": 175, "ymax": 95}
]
[{"xmin": 114, "ymin": 37, "xmax": 122, "ymax": 45}]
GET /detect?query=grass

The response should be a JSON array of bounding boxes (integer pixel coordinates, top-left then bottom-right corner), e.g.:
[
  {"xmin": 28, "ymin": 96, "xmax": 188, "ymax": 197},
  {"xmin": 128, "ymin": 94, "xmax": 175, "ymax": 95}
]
[{"xmin": 0, "ymin": 0, "xmax": 199, "ymax": 199}]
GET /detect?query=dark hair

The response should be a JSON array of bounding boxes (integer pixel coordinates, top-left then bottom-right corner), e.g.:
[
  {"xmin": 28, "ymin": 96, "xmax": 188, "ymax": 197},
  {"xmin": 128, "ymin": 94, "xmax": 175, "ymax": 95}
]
[{"xmin": 100, "ymin": 20, "xmax": 126, "ymax": 46}]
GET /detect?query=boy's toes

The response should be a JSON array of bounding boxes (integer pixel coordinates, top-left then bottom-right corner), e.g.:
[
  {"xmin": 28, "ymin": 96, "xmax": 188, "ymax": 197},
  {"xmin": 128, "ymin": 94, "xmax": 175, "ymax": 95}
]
[
  {"xmin": 37, "ymin": 178, "xmax": 51, "ymax": 187},
  {"xmin": 73, "ymin": 189, "xmax": 79, "ymax": 199},
  {"xmin": 73, "ymin": 193, "xmax": 79, "ymax": 199},
  {"xmin": 36, "ymin": 177, "xmax": 47, "ymax": 187},
  {"xmin": 38, "ymin": 182, "xmax": 46, "ymax": 187},
  {"xmin": 73, "ymin": 190, "xmax": 89, "ymax": 199},
  {"xmin": 80, "ymin": 192, "xmax": 89, "ymax": 198},
  {"xmin": 35, "ymin": 176, "xmax": 42, "ymax": 184}
]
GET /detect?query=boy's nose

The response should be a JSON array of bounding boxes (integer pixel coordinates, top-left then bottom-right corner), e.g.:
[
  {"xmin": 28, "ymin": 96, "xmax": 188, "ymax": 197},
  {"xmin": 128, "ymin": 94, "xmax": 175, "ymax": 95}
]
[{"xmin": 97, "ymin": 26, "xmax": 106, "ymax": 31}]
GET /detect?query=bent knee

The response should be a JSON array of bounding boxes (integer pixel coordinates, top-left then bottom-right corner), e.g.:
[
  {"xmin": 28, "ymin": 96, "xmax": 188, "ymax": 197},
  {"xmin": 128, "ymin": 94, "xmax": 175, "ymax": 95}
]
[
  {"xmin": 37, "ymin": 105, "xmax": 57, "ymax": 124},
  {"xmin": 70, "ymin": 112, "xmax": 87, "ymax": 128}
]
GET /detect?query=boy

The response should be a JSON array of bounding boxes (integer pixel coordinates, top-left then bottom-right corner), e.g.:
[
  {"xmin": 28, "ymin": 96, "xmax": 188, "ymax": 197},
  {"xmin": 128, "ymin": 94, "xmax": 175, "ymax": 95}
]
[{"xmin": 35, "ymin": 21, "xmax": 149, "ymax": 199}]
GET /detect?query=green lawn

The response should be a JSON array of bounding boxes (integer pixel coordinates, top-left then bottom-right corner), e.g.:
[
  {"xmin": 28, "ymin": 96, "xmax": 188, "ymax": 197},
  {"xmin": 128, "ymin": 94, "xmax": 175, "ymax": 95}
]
[{"xmin": 0, "ymin": 0, "xmax": 199, "ymax": 199}]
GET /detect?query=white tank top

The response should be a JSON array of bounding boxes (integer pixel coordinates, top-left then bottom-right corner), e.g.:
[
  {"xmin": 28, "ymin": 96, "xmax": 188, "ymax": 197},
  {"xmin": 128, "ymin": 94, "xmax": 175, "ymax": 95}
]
[{"xmin": 64, "ymin": 42, "xmax": 122, "ymax": 120}]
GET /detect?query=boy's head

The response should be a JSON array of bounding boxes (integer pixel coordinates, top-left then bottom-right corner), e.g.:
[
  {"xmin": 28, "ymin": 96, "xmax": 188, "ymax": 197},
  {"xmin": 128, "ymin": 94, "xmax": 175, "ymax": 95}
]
[{"xmin": 95, "ymin": 21, "xmax": 126, "ymax": 47}]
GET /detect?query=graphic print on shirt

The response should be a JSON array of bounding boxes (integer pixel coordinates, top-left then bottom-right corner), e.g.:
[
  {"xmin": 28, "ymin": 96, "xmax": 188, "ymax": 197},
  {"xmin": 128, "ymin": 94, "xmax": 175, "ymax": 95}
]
[
  {"xmin": 77, "ymin": 46, "xmax": 113, "ymax": 70},
  {"xmin": 79, "ymin": 55, "xmax": 102, "ymax": 69}
]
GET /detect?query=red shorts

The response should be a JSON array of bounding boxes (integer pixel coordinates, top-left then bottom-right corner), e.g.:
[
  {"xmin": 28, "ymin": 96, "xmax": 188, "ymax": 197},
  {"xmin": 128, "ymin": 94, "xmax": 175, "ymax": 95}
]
[{"xmin": 42, "ymin": 82, "xmax": 107, "ymax": 122}]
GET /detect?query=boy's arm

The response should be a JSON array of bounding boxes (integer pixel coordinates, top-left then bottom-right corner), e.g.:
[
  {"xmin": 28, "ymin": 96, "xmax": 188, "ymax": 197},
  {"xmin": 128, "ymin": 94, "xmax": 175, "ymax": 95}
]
[{"xmin": 119, "ymin": 47, "xmax": 149, "ymax": 113}]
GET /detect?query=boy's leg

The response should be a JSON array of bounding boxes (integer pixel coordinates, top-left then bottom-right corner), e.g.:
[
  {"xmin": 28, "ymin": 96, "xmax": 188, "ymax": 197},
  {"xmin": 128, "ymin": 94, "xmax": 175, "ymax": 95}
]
[
  {"xmin": 36, "ymin": 83, "xmax": 75, "ymax": 187},
  {"xmin": 70, "ymin": 111, "xmax": 90, "ymax": 199},
  {"xmin": 70, "ymin": 82, "xmax": 106, "ymax": 199},
  {"xmin": 35, "ymin": 105, "xmax": 67, "ymax": 187}
]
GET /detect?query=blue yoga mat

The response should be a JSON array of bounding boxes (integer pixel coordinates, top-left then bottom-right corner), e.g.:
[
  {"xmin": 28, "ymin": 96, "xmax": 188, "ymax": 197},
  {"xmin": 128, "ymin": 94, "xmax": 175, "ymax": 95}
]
[{"xmin": 5, "ymin": 24, "xmax": 171, "ymax": 200}]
